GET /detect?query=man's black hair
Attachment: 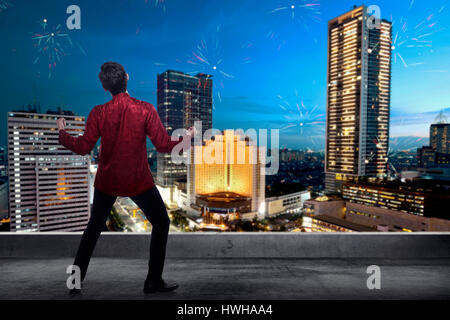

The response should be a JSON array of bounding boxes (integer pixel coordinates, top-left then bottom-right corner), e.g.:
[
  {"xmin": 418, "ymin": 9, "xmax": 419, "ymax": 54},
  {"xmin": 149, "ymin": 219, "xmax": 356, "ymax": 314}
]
[{"xmin": 98, "ymin": 62, "xmax": 127, "ymax": 96}]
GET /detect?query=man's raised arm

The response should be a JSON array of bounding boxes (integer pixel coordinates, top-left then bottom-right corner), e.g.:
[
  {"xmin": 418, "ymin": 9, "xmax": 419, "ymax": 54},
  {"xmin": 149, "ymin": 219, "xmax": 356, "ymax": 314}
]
[
  {"xmin": 144, "ymin": 104, "xmax": 189, "ymax": 153},
  {"xmin": 58, "ymin": 107, "xmax": 100, "ymax": 156}
]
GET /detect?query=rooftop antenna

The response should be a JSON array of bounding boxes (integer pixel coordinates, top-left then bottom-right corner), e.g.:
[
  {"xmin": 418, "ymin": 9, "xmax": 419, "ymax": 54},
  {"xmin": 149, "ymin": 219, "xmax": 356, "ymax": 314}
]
[
  {"xmin": 434, "ymin": 109, "xmax": 448, "ymax": 124},
  {"xmin": 31, "ymin": 81, "xmax": 41, "ymax": 113}
]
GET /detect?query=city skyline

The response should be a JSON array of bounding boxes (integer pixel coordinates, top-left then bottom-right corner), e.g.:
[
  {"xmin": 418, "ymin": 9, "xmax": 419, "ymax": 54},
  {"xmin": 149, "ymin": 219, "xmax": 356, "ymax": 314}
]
[
  {"xmin": 0, "ymin": 0, "xmax": 449, "ymax": 150},
  {"xmin": 1, "ymin": 2, "xmax": 450, "ymax": 304},
  {"xmin": 1, "ymin": 1, "xmax": 449, "ymax": 235}
]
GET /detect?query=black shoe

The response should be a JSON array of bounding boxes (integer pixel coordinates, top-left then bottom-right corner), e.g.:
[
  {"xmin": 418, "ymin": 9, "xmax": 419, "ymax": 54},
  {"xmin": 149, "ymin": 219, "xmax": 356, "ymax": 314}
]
[
  {"xmin": 69, "ymin": 288, "xmax": 81, "ymax": 294},
  {"xmin": 144, "ymin": 279, "xmax": 179, "ymax": 293},
  {"xmin": 69, "ymin": 283, "xmax": 83, "ymax": 294}
]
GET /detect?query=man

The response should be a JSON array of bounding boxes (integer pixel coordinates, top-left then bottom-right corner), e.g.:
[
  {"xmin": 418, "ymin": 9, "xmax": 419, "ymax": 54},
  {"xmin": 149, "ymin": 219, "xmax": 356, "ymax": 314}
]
[{"xmin": 57, "ymin": 62, "xmax": 195, "ymax": 294}]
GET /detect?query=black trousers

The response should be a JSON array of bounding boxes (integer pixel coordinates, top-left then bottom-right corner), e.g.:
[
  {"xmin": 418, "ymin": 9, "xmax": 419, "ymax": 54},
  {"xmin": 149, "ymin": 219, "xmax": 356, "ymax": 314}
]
[{"xmin": 73, "ymin": 186, "xmax": 170, "ymax": 282}]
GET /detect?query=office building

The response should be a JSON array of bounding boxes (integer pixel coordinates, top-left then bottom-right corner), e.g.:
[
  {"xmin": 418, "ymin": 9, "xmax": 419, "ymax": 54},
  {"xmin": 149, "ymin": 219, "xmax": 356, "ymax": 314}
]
[
  {"xmin": 0, "ymin": 146, "xmax": 6, "ymax": 164},
  {"xmin": 417, "ymin": 146, "xmax": 438, "ymax": 168},
  {"xmin": 325, "ymin": 5, "xmax": 392, "ymax": 193},
  {"xmin": 305, "ymin": 214, "xmax": 374, "ymax": 232},
  {"xmin": 264, "ymin": 190, "xmax": 310, "ymax": 217},
  {"xmin": 0, "ymin": 178, "xmax": 8, "ymax": 220},
  {"xmin": 303, "ymin": 196, "xmax": 346, "ymax": 219},
  {"xmin": 0, "ymin": 146, "xmax": 7, "ymax": 177},
  {"xmin": 156, "ymin": 70, "xmax": 213, "ymax": 187},
  {"xmin": 344, "ymin": 201, "xmax": 450, "ymax": 232},
  {"xmin": 430, "ymin": 123, "xmax": 449, "ymax": 154},
  {"xmin": 7, "ymin": 111, "xmax": 91, "ymax": 231},
  {"xmin": 303, "ymin": 194, "xmax": 450, "ymax": 232},
  {"xmin": 416, "ymin": 119, "xmax": 450, "ymax": 168},
  {"xmin": 342, "ymin": 181, "xmax": 450, "ymax": 219}
]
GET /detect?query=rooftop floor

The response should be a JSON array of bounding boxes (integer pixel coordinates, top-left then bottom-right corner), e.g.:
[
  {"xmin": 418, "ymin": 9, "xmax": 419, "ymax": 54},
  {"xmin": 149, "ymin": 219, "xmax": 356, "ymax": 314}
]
[{"xmin": 1, "ymin": 257, "xmax": 449, "ymax": 300}]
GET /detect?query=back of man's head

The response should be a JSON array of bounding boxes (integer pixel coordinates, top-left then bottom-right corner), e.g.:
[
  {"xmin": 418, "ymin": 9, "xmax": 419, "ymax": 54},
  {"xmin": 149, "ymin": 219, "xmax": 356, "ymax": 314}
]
[{"xmin": 99, "ymin": 62, "xmax": 127, "ymax": 96}]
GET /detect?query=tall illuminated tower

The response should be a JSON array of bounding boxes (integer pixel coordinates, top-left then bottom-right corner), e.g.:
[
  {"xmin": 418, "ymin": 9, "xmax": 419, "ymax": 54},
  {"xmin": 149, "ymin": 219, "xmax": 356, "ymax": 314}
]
[
  {"xmin": 325, "ymin": 5, "xmax": 392, "ymax": 194},
  {"xmin": 156, "ymin": 70, "xmax": 213, "ymax": 187}
]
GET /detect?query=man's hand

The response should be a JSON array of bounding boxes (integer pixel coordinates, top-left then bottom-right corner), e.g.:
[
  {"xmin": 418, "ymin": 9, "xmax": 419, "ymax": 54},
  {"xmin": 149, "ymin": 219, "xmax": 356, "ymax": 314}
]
[
  {"xmin": 186, "ymin": 126, "xmax": 197, "ymax": 137},
  {"xmin": 57, "ymin": 117, "xmax": 66, "ymax": 131}
]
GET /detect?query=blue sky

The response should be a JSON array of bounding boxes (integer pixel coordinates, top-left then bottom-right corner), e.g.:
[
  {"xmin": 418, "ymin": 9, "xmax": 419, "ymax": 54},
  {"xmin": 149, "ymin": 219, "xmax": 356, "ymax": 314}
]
[{"xmin": 0, "ymin": 0, "xmax": 449, "ymax": 150}]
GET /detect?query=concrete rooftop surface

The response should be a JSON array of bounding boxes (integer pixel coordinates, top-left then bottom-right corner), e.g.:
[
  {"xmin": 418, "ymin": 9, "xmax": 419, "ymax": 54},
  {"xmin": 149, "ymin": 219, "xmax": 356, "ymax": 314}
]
[
  {"xmin": 1, "ymin": 257, "xmax": 450, "ymax": 300},
  {"xmin": 1, "ymin": 233, "xmax": 449, "ymax": 300}
]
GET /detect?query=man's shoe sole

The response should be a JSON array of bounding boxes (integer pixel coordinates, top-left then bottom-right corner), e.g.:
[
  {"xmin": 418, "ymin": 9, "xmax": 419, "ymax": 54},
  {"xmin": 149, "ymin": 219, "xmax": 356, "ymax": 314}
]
[{"xmin": 69, "ymin": 288, "xmax": 82, "ymax": 294}]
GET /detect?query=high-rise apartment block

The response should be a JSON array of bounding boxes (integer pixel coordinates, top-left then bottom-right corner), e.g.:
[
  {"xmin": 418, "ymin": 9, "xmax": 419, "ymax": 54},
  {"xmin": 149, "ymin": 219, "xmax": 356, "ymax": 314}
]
[
  {"xmin": 430, "ymin": 123, "xmax": 450, "ymax": 154},
  {"xmin": 325, "ymin": 5, "xmax": 392, "ymax": 193},
  {"xmin": 416, "ymin": 120, "xmax": 450, "ymax": 168},
  {"xmin": 7, "ymin": 111, "xmax": 91, "ymax": 231},
  {"xmin": 156, "ymin": 70, "xmax": 213, "ymax": 187}
]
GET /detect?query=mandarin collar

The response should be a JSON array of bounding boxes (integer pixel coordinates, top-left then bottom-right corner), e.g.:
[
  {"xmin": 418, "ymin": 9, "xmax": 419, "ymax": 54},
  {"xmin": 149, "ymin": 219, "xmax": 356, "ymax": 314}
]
[{"xmin": 112, "ymin": 92, "xmax": 129, "ymax": 100}]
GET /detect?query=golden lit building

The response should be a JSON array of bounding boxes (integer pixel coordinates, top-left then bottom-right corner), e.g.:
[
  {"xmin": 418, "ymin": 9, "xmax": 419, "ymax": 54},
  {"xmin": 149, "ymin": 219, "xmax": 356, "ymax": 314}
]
[
  {"xmin": 325, "ymin": 5, "xmax": 392, "ymax": 193},
  {"xmin": 187, "ymin": 130, "xmax": 265, "ymax": 230}
]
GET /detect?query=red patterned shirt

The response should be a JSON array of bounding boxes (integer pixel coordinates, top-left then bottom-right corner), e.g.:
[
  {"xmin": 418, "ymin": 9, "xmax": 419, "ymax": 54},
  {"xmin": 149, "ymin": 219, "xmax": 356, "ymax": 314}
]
[{"xmin": 59, "ymin": 92, "xmax": 186, "ymax": 196}]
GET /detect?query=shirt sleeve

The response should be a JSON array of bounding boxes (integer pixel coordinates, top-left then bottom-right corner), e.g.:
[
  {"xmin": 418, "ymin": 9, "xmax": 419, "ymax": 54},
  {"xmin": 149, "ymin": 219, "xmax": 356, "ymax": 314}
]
[
  {"xmin": 145, "ymin": 104, "xmax": 184, "ymax": 153},
  {"xmin": 59, "ymin": 107, "xmax": 100, "ymax": 156}
]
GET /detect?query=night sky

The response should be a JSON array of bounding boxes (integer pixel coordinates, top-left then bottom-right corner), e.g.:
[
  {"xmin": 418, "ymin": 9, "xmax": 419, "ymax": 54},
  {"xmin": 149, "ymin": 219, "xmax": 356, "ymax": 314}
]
[{"xmin": 0, "ymin": 0, "xmax": 449, "ymax": 150}]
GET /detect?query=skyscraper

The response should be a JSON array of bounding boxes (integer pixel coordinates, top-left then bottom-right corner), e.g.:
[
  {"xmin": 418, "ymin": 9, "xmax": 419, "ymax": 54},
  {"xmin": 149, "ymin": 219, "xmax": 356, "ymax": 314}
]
[
  {"xmin": 156, "ymin": 70, "xmax": 213, "ymax": 187},
  {"xmin": 430, "ymin": 123, "xmax": 450, "ymax": 154},
  {"xmin": 7, "ymin": 111, "xmax": 91, "ymax": 231},
  {"xmin": 325, "ymin": 5, "xmax": 392, "ymax": 194},
  {"xmin": 416, "ymin": 119, "xmax": 450, "ymax": 168}
]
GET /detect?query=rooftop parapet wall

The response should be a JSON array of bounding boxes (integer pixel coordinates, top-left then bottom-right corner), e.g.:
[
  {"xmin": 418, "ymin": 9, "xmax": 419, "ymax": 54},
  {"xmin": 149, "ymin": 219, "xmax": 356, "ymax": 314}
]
[{"xmin": 0, "ymin": 232, "xmax": 449, "ymax": 259}]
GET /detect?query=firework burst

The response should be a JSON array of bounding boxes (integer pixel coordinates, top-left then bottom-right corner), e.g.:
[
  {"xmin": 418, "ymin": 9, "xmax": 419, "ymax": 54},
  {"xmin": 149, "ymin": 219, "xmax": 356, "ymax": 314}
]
[
  {"xmin": 365, "ymin": 135, "xmax": 389, "ymax": 164},
  {"xmin": 266, "ymin": 30, "xmax": 287, "ymax": 51},
  {"xmin": 155, "ymin": 0, "xmax": 166, "ymax": 12},
  {"xmin": 0, "ymin": 0, "xmax": 12, "ymax": 12},
  {"xmin": 30, "ymin": 18, "xmax": 85, "ymax": 78},
  {"xmin": 145, "ymin": 0, "xmax": 166, "ymax": 13},
  {"xmin": 366, "ymin": 134, "xmax": 402, "ymax": 178},
  {"xmin": 268, "ymin": 0, "xmax": 321, "ymax": 44},
  {"xmin": 277, "ymin": 89, "xmax": 325, "ymax": 146},
  {"xmin": 361, "ymin": 134, "xmax": 398, "ymax": 178},
  {"xmin": 270, "ymin": 0, "xmax": 321, "ymax": 21},
  {"xmin": 185, "ymin": 26, "xmax": 247, "ymax": 107},
  {"xmin": 389, "ymin": 5, "xmax": 445, "ymax": 68}
]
